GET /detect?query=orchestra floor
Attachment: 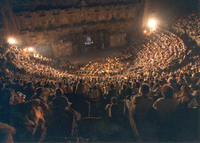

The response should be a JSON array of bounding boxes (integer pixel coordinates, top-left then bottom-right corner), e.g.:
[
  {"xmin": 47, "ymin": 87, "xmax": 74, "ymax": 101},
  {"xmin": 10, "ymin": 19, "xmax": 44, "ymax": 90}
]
[{"xmin": 60, "ymin": 48, "xmax": 123, "ymax": 65}]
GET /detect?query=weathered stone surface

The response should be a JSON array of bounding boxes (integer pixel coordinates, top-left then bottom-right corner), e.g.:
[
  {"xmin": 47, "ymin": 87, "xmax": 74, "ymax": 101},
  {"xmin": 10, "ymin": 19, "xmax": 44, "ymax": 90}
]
[
  {"xmin": 16, "ymin": 4, "xmax": 138, "ymax": 45},
  {"xmin": 110, "ymin": 33, "xmax": 127, "ymax": 47},
  {"xmin": 1, "ymin": 0, "xmax": 146, "ymax": 57}
]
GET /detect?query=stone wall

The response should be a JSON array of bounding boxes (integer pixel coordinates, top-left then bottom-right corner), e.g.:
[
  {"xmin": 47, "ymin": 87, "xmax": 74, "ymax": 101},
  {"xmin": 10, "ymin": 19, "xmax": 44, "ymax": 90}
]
[
  {"xmin": 1, "ymin": 0, "xmax": 146, "ymax": 57},
  {"xmin": 110, "ymin": 33, "xmax": 127, "ymax": 47},
  {"xmin": 52, "ymin": 40, "xmax": 73, "ymax": 58},
  {"xmin": 8, "ymin": 0, "xmax": 140, "ymax": 12},
  {"xmin": 15, "ymin": 4, "xmax": 138, "ymax": 46},
  {"xmin": 15, "ymin": 4, "xmax": 137, "ymax": 31}
]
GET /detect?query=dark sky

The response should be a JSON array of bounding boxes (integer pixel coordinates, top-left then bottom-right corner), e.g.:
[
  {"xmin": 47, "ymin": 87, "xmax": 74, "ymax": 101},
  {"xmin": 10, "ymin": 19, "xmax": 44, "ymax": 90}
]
[
  {"xmin": 157, "ymin": 0, "xmax": 199, "ymax": 14},
  {"xmin": 1, "ymin": 0, "xmax": 199, "ymax": 14},
  {"xmin": 154, "ymin": 0, "xmax": 199, "ymax": 23}
]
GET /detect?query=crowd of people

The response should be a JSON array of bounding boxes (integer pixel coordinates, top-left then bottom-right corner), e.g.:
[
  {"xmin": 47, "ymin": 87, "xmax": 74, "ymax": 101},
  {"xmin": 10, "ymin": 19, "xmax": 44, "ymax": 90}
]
[
  {"xmin": 127, "ymin": 29, "xmax": 187, "ymax": 74},
  {"xmin": 77, "ymin": 54, "xmax": 132, "ymax": 76},
  {"xmin": 0, "ymin": 14, "xmax": 200, "ymax": 142},
  {"xmin": 0, "ymin": 47, "xmax": 76, "ymax": 79},
  {"xmin": 77, "ymin": 28, "xmax": 187, "ymax": 79},
  {"xmin": 172, "ymin": 12, "xmax": 200, "ymax": 46}
]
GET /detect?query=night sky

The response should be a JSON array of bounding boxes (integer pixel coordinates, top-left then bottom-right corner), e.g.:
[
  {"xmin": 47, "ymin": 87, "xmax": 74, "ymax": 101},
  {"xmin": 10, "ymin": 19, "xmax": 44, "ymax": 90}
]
[{"xmin": 154, "ymin": 0, "xmax": 199, "ymax": 23}]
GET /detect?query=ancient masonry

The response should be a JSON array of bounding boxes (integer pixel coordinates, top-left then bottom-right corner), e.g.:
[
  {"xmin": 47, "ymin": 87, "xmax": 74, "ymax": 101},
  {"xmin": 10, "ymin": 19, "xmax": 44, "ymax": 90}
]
[{"xmin": 0, "ymin": 0, "xmax": 153, "ymax": 57}]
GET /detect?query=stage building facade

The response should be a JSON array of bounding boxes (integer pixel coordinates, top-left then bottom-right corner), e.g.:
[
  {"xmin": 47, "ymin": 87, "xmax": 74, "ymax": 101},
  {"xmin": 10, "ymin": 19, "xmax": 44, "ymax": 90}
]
[{"xmin": 0, "ymin": 0, "xmax": 156, "ymax": 58}]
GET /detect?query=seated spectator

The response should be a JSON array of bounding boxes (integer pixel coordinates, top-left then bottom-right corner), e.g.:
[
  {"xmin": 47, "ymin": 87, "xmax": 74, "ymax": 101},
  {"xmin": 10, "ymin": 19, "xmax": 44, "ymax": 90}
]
[
  {"xmin": 152, "ymin": 80, "xmax": 164, "ymax": 101},
  {"xmin": 177, "ymin": 85, "xmax": 193, "ymax": 109},
  {"xmin": 177, "ymin": 74, "xmax": 187, "ymax": 89},
  {"xmin": 168, "ymin": 77, "xmax": 179, "ymax": 93},
  {"xmin": 0, "ymin": 122, "xmax": 16, "ymax": 143},
  {"xmin": 189, "ymin": 90, "xmax": 199, "ymax": 108},
  {"xmin": 14, "ymin": 80, "xmax": 23, "ymax": 93}
]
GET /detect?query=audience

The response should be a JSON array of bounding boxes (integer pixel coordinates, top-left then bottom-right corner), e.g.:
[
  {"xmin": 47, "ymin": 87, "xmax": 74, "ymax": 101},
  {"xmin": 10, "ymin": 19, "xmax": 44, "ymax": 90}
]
[
  {"xmin": 172, "ymin": 12, "xmax": 200, "ymax": 46},
  {"xmin": 0, "ymin": 14, "xmax": 199, "ymax": 142}
]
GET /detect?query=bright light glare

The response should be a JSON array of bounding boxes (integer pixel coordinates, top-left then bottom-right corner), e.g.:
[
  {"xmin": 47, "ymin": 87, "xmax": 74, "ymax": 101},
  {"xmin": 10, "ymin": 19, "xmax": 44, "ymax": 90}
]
[
  {"xmin": 34, "ymin": 54, "xmax": 39, "ymax": 57},
  {"xmin": 23, "ymin": 48, "xmax": 27, "ymax": 52},
  {"xmin": 143, "ymin": 30, "xmax": 147, "ymax": 34},
  {"xmin": 28, "ymin": 47, "xmax": 34, "ymax": 51},
  {"xmin": 8, "ymin": 38, "xmax": 16, "ymax": 44},
  {"xmin": 148, "ymin": 19, "xmax": 156, "ymax": 28}
]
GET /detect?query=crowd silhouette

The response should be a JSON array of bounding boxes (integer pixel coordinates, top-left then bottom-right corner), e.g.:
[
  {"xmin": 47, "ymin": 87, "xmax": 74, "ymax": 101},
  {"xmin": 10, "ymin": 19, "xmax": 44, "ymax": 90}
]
[{"xmin": 0, "ymin": 13, "xmax": 199, "ymax": 143}]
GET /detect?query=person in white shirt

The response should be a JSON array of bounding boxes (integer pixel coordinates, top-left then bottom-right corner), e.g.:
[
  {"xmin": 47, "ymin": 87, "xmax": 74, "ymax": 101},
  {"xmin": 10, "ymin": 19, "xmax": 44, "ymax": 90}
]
[{"xmin": 89, "ymin": 85, "xmax": 100, "ymax": 102}]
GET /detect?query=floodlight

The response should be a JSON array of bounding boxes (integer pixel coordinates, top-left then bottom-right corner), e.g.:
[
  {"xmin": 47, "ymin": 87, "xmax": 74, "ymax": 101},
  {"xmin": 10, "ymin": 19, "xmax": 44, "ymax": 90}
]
[
  {"xmin": 28, "ymin": 47, "xmax": 34, "ymax": 51},
  {"xmin": 8, "ymin": 38, "xmax": 16, "ymax": 44},
  {"xmin": 148, "ymin": 19, "xmax": 156, "ymax": 28}
]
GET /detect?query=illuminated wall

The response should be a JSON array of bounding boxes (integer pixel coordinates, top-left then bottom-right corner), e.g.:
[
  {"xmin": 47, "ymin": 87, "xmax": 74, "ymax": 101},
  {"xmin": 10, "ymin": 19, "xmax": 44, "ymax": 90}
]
[
  {"xmin": 1, "ymin": 0, "xmax": 145, "ymax": 57},
  {"xmin": 15, "ymin": 4, "xmax": 138, "ymax": 44}
]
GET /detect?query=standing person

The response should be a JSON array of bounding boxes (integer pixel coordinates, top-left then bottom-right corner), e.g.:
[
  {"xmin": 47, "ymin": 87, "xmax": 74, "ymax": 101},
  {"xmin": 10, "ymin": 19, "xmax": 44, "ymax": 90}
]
[
  {"xmin": 14, "ymin": 80, "xmax": 23, "ymax": 93},
  {"xmin": 103, "ymin": 83, "xmax": 110, "ymax": 98},
  {"xmin": 89, "ymin": 85, "xmax": 100, "ymax": 102},
  {"xmin": 51, "ymin": 88, "xmax": 72, "ymax": 112},
  {"xmin": 105, "ymin": 97, "xmax": 123, "ymax": 122},
  {"xmin": 153, "ymin": 84, "xmax": 178, "ymax": 141},
  {"xmin": 107, "ymin": 83, "xmax": 116, "ymax": 104},
  {"xmin": 115, "ymin": 81, "xmax": 121, "ymax": 97},
  {"xmin": 23, "ymin": 82, "xmax": 35, "ymax": 101},
  {"xmin": 126, "ymin": 82, "xmax": 133, "ymax": 100},
  {"xmin": 89, "ymin": 85, "xmax": 101, "ymax": 116},
  {"xmin": 129, "ymin": 83, "xmax": 155, "ymax": 142},
  {"xmin": 153, "ymin": 84, "xmax": 177, "ymax": 120},
  {"xmin": 177, "ymin": 74, "xmax": 187, "ymax": 89},
  {"xmin": 65, "ymin": 82, "xmax": 73, "ymax": 101},
  {"xmin": 119, "ymin": 83, "xmax": 127, "ymax": 101},
  {"xmin": 132, "ymin": 82, "xmax": 139, "ymax": 96},
  {"xmin": 51, "ymin": 88, "xmax": 78, "ymax": 137},
  {"xmin": 59, "ymin": 82, "xmax": 67, "ymax": 95},
  {"xmin": 75, "ymin": 79, "xmax": 85, "ymax": 102},
  {"xmin": 84, "ymin": 81, "xmax": 91, "ymax": 98}
]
